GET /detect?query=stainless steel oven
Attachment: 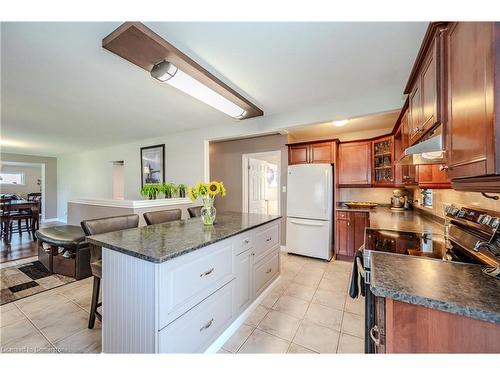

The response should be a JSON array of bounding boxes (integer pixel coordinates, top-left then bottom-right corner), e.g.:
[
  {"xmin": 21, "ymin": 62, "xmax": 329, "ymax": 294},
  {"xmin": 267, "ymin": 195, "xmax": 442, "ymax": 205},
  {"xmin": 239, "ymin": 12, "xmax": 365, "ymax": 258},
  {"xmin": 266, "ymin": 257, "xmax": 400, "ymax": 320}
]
[{"xmin": 351, "ymin": 206, "xmax": 500, "ymax": 353}]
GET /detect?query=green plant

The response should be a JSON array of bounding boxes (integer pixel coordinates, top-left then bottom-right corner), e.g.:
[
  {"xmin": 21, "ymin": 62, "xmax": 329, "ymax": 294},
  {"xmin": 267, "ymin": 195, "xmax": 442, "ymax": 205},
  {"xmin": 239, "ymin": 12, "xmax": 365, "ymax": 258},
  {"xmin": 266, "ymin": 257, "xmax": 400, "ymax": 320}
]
[
  {"xmin": 140, "ymin": 183, "xmax": 160, "ymax": 200},
  {"xmin": 177, "ymin": 183, "xmax": 187, "ymax": 198},
  {"xmin": 160, "ymin": 182, "xmax": 178, "ymax": 199}
]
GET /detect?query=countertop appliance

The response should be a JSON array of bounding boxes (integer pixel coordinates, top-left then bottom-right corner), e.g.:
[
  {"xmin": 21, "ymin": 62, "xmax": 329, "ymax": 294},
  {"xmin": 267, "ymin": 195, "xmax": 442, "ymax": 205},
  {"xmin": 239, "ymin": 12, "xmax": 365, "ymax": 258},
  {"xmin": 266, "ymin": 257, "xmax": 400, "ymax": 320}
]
[
  {"xmin": 352, "ymin": 205, "xmax": 500, "ymax": 353},
  {"xmin": 390, "ymin": 189, "xmax": 408, "ymax": 211},
  {"xmin": 286, "ymin": 163, "xmax": 333, "ymax": 260}
]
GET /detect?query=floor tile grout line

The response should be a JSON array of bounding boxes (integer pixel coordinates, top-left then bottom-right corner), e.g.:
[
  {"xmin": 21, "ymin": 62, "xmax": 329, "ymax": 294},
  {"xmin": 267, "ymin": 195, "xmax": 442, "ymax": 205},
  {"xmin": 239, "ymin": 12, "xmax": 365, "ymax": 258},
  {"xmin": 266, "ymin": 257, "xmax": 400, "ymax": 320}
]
[{"xmin": 14, "ymin": 301, "xmax": 59, "ymax": 352}]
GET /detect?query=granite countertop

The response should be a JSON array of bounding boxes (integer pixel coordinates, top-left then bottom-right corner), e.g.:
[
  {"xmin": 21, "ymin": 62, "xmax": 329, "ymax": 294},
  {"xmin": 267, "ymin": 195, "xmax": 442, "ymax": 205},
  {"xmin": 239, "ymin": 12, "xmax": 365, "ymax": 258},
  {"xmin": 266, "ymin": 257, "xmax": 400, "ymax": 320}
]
[
  {"xmin": 337, "ymin": 205, "xmax": 444, "ymax": 234},
  {"xmin": 369, "ymin": 251, "xmax": 500, "ymax": 324},
  {"xmin": 87, "ymin": 212, "xmax": 281, "ymax": 263}
]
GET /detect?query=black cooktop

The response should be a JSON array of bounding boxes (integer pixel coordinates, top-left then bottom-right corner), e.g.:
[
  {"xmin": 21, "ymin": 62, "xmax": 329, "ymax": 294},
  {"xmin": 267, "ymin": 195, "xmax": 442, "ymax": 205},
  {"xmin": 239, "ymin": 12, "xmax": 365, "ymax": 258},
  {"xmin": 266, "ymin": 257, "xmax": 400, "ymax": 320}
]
[{"xmin": 364, "ymin": 228, "xmax": 478, "ymax": 264}]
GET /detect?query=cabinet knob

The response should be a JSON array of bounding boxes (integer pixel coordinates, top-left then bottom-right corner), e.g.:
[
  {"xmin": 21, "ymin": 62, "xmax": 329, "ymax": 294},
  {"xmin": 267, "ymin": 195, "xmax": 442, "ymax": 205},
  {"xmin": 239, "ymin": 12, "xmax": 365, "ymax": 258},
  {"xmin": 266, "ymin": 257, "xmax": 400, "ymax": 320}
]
[
  {"xmin": 439, "ymin": 165, "xmax": 449, "ymax": 172},
  {"xmin": 415, "ymin": 127, "xmax": 424, "ymax": 133}
]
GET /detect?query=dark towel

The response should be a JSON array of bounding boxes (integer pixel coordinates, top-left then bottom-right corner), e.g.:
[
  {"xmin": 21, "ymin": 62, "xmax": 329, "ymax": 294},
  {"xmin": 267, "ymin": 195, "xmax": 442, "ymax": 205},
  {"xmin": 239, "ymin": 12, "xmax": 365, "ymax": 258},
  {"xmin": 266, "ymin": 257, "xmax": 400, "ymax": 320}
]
[{"xmin": 349, "ymin": 250, "xmax": 365, "ymax": 299}]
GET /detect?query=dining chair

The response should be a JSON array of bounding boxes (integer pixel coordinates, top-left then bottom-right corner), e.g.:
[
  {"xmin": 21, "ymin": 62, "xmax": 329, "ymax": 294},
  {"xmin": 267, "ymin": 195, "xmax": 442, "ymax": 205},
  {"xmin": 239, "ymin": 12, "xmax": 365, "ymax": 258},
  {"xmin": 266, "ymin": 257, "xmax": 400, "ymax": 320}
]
[
  {"xmin": 81, "ymin": 214, "xmax": 140, "ymax": 329},
  {"xmin": 143, "ymin": 209, "xmax": 182, "ymax": 225},
  {"xmin": 187, "ymin": 206, "xmax": 203, "ymax": 218}
]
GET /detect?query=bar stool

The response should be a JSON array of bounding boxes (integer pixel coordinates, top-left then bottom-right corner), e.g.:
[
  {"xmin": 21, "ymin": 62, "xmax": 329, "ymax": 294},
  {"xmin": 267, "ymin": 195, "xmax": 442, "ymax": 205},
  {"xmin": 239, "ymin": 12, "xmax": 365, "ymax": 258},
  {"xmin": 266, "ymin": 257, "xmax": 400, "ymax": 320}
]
[
  {"xmin": 187, "ymin": 206, "xmax": 202, "ymax": 218},
  {"xmin": 81, "ymin": 214, "xmax": 140, "ymax": 329},
  {"xmin": 143, "ymin": 209, "xmax": 181, "ymax": 225}
]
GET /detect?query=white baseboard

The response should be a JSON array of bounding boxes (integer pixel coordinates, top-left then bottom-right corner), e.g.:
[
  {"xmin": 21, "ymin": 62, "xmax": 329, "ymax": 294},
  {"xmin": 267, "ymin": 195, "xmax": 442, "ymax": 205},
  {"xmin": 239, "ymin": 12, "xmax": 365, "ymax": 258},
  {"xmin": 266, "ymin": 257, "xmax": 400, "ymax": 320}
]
[
  {"xmin": 280, "ymin": 245, "xmax": 287, "ymax": 252},
  {"xmin": 205, "ymin": 275, "xmax": 282, "ymax": 353}
]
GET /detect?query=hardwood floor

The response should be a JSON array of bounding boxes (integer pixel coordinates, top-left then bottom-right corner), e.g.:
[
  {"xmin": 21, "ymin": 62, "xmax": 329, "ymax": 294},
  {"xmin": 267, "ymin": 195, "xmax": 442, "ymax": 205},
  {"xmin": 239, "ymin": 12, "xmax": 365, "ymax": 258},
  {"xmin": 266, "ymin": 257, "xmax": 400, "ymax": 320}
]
[{"xmin": 0, "ymin": 221, "xmax": 64, "ymax": 263}]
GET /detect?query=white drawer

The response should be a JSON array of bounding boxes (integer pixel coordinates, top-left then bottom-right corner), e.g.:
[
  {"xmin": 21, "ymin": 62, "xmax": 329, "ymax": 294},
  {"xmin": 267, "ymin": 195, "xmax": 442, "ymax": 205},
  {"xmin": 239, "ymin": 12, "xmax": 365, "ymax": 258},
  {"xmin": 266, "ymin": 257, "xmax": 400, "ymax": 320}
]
[
  {"xmin": 253, "ymin": 248, "xmax": 280, "ymax": 298},
  {"xmin": 158, "ymin": 241, "xmax": 234, "ymax": 328},
  {"xmin": 158, "ymin": 281, "xmax": 234, "ymax": 353},
  {"xmin": 254, "ymin": 222, "xmax": 280, "ymax": 261},
  {"xmin": 232, "ymin": 233, "xmax": 253, "ymax": 255}
]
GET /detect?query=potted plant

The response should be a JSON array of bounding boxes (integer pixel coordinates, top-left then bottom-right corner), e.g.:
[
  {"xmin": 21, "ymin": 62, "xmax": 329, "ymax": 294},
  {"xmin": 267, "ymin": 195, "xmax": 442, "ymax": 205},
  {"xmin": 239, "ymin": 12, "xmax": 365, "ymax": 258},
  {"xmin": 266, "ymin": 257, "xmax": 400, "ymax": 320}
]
[
  {"xmin": 177, "ymin": 183, "xmax": 187, "ymax": 198},
  {"xmin": 187, "ymin": 181, "xmax": 226, "ymax": 225},
  {"xmin": 140, "ymin": 183, "xmax": 160, "ymax": 200},
  {"xmin": 160, "ymin": 182, "xmax": 178, "ymax": 199}
]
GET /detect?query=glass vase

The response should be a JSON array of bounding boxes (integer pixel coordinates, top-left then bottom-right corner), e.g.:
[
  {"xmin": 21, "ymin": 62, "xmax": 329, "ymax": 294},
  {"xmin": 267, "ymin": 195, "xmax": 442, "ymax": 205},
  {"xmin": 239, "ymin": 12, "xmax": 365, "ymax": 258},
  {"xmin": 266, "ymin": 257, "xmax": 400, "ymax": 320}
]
[{"xmin": 201, "ymin": 196, "xmax": 216, "ymax": 225}]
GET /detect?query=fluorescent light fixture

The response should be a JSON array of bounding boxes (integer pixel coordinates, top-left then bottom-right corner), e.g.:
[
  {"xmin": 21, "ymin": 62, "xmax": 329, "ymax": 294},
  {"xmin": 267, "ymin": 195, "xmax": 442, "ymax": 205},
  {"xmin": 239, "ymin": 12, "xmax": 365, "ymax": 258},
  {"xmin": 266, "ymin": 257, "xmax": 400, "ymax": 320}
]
[
  {"xmin": 151, "ymin": 61, "xmax": 247, "ymax": 119},
  {"xmin": 332, "ymin": 119, "xmax": 349, "ymax": 127}
]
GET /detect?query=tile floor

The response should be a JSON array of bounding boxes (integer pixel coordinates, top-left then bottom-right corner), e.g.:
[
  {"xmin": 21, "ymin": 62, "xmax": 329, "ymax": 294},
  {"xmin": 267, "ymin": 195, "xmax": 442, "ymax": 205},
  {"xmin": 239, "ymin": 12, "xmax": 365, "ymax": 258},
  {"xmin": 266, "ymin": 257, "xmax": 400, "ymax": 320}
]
[
  {"xmin": 1, "ymin": 256, "xmax": 101, "ymax": 353},
  {"xmin": 219, "ymin": 252, "xmax": 365, "ymax": 354},
  {"xmin": 0, "ymin": 252, "xmax": 363, "ymax": 354}
]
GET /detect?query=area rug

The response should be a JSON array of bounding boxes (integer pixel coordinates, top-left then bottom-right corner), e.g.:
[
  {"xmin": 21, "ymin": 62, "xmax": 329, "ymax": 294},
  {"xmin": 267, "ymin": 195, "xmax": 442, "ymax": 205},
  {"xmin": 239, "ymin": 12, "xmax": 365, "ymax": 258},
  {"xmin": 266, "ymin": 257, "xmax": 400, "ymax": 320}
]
[{"xmin": 0, "ymin": 261, "xmax": 75, "ymax": 305}]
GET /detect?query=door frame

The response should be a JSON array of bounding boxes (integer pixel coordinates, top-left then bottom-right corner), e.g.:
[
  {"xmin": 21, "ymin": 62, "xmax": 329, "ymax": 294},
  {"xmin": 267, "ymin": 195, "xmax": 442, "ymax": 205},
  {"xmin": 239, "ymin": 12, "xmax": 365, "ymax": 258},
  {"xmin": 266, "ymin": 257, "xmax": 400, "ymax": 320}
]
[{"xmin": 241, "ymin": 150, "xmax": 281, "ymax": 215}]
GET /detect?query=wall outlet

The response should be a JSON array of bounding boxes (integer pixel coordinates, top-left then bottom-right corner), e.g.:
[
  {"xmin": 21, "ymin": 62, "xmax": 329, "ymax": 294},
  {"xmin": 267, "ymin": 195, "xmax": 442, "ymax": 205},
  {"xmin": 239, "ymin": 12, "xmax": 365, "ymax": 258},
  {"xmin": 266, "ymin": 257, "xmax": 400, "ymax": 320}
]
[{"xmin": 282, "ymin": 186, "xmax": 287, "ymax": 193}]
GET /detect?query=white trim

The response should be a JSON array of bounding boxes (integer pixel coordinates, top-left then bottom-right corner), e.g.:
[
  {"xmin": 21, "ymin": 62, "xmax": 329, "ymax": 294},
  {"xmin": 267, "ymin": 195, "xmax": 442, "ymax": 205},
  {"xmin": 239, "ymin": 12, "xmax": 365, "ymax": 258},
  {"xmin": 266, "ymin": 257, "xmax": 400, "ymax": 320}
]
[
  {"xmin": 41, "ymin": 217, "xmax": 67, "ymax": 224},
  {"xmin": 68, "ymin": 197, "xmax": 193, "ymax": 209},
  {"xmin": 241, "ymin": 150, "xmax": 282, "ymax": 216},
  {"xmin": 204, "ymin": 275, "xmax": 281, "ymax": 353},
  {"xmin": 280, "ymin": 245, "xmax": 287, "ymax": 252}
]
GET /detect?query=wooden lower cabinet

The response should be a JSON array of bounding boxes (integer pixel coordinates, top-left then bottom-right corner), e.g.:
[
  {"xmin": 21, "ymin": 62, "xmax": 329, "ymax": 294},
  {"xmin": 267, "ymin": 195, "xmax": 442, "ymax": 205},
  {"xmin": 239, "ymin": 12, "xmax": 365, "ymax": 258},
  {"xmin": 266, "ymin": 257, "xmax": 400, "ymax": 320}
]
[
  {"xmin": 336, "ymin": 210, "xmax": 369, "ymax": 259},
  {"xmin": 381, "ymin": 299, "xmax": 500, "ymax": 353}
]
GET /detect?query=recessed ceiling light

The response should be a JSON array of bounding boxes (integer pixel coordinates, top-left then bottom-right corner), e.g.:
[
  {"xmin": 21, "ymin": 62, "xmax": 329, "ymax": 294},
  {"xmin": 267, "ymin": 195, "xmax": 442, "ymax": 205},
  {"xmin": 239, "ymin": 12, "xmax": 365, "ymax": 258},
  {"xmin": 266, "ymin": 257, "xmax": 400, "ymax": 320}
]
[{"xmin": 332, "ymin": 119, "xmax": 349, "ymax": 127}]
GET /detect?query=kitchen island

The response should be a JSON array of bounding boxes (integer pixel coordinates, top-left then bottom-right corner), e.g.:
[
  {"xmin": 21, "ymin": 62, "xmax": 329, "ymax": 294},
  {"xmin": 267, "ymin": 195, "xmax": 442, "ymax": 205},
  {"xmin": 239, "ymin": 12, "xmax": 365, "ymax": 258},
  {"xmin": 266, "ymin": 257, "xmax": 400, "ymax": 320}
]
[{"xmin": 87, "ymin": 212, "xmax": 281, "ymax": 353}]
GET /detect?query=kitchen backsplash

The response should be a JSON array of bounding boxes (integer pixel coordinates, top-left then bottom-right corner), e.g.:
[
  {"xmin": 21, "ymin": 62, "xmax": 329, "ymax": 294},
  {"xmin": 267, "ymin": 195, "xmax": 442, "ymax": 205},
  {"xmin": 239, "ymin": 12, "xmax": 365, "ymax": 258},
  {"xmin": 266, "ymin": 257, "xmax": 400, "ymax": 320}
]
[
  {"xmin": 411, "ymin": 188, "xmax": 500, "ymax": 218},
  {"xmin": 339, "ymin": 187, "xmax": 399, "ymax": 205}
]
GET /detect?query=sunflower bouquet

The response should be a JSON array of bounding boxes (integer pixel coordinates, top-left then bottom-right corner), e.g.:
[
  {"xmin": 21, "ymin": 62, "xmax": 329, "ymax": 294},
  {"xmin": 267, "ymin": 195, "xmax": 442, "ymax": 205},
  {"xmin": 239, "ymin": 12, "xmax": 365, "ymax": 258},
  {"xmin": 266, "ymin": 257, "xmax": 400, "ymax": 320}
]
[{"xmin": 187, "ymin": 181, "xmax": 226, "ymax": 225}]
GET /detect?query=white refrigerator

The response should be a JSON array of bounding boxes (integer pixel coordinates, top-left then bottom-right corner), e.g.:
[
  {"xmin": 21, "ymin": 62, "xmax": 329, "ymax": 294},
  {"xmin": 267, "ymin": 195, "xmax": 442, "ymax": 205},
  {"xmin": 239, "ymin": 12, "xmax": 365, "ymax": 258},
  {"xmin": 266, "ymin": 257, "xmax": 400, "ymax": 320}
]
[{"xmin": 286, "ymin": 163, "xmax": 334, "ymax": 260}]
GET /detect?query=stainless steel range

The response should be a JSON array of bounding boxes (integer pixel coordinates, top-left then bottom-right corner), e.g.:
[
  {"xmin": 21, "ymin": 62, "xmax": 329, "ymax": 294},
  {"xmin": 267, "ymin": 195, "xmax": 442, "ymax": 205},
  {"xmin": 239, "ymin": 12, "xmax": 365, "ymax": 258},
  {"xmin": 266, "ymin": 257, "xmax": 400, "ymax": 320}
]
[{"xmin": 352, "ymin": 206, "xmax": 500, "ymax": 353}]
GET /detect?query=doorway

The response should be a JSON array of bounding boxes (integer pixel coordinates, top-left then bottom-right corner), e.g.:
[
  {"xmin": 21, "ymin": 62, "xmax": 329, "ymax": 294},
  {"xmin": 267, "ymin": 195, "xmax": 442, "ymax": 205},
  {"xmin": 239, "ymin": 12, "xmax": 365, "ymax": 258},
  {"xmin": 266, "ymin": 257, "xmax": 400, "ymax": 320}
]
[
  {"xmin": 242, "ymin": 151, "xmax": 281, "ymax": 215},
  {"xmin": 112, "ymin": 161, "xmax": 125, "ymax": 200}
]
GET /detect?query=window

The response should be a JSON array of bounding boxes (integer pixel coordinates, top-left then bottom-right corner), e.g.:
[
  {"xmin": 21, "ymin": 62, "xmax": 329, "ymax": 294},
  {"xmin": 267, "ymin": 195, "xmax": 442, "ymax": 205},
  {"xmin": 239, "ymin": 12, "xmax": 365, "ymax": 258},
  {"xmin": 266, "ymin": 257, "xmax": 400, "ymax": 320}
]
[{"xmin": 0, "ymin": 172, "xmax": 25, "ymax": 185}]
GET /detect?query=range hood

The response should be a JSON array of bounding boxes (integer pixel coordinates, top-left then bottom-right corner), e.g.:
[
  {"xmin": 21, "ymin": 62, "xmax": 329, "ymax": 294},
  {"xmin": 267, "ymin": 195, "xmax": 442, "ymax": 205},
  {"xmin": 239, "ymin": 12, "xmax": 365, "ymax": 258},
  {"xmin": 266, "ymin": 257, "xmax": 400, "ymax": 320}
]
[{"xmin": 398, "ymin": 127, "xmax": 446, "ymax": 165}]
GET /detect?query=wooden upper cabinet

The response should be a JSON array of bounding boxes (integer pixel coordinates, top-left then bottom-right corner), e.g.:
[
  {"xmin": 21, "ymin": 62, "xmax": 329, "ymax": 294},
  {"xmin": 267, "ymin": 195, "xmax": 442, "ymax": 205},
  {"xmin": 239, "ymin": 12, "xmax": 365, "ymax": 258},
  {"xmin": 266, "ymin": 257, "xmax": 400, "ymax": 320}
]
[
  {"xmin": 372, "ymin": 136, "xmax": 395, "ymax": 186},
  {"xmin": 338, "ymin": 141, "xmax": 372, "ymax": 186},
  {"xmin": 288, "ymin": 141, "xmax": 335, "ymax": 165},
  {"xmin": 417, "ymin": 164, "xmax": 451, "ymax": 188},
  {"xmin": 310, "ymin": 141, "xmax": 335, "ymax": 163},
  {"xmin": 445, "ymin": 22, "xmax": 496, "ymax": 180},
  {"xmin": 400, "ymin": 110, "xmax": 417, "ymax": 184},
  {"xmin": 288, "ymin": 144, "xmax": 309, "ymax": 165},
  {"xmin": 406, "ymin": 24, "xmax": 445, "ymax": 145}
]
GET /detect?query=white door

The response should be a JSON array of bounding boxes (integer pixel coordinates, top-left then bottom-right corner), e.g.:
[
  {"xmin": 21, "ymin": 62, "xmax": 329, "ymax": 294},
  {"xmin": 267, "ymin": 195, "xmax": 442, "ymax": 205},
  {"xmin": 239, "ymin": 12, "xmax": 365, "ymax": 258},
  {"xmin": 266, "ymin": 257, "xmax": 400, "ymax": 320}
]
[
  {"xmin": 286, "ymin": 217, "xmax": 332, "ymax": 260},
  {"xmin": 248, "ymin": 158, "xmax": 268, "ymax": 214},
  {"xmin": 287, "ymin": 164, "xmax": 332, "ymax": 220}
]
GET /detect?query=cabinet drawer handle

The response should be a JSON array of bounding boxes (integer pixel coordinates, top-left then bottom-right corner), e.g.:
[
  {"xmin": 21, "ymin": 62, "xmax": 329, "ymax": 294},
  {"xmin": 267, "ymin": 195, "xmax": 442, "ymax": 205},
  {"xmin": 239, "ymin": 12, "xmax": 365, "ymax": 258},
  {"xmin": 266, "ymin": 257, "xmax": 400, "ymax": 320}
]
[
  {"xmin": 439, "ymin": 165, "xmax": 449, "ymax": 172},
  {"xmin": 369, "ymin": 325, "xmax": 380, "ymax": 346},
  {"xmin": 244, "ymin": 239, "xmax": 250, "ymax": 244},
  {"xmin": 266, "ymin": 237, "xmax": 272, "ymax": 242},
  {"xmin": 199, "ymin": 318, "xmax": 214, "ymax": 332},
  {"xmin": 265, "ymin": 268, "xmax": 272, "ymax": 274},
  {"xmin": 200, "ymin": 267, "xmax": 215, "ymax": 277}
]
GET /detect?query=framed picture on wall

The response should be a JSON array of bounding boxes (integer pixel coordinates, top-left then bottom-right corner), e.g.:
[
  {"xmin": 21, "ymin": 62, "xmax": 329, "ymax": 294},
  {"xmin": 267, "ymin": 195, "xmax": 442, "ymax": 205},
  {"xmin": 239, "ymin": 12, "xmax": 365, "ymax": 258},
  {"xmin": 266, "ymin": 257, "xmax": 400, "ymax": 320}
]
[{"xmin": 140, "ymin": 144, "xmax": 165, "ymax": 187}]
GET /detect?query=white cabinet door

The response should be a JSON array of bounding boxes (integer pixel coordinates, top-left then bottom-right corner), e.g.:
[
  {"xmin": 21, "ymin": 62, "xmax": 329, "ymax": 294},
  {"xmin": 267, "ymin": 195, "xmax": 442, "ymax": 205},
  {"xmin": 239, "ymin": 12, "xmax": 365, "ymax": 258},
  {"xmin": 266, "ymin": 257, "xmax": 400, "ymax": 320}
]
[
  {"xmin": 234, "ymin": 248, "xmax": 253, "ymax": 314},
  {"xmin": 253, "ymin": 248, "xmax": 280, "ymax": 298},
  {"xmin": 158, "ymin": 282, "xmax": 234, "ymax": 353}
]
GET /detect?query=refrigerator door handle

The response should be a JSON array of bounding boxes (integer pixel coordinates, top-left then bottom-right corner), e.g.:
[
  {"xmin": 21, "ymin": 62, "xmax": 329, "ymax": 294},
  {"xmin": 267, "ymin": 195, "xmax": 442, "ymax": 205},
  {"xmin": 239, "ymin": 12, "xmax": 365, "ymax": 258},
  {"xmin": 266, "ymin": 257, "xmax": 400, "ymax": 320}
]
[
  {"xmin": 324, "ymin": 169, "xmax": 328, "ymax": 214},
  {"xmin": 289, "ymin": 219, "xmax": 325, "ymax": 227}
]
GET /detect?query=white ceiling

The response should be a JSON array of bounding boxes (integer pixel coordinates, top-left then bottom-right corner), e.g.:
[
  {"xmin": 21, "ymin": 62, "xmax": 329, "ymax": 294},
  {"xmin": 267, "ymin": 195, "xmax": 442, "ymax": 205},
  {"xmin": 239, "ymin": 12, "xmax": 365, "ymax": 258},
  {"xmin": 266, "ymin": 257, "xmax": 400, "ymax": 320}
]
[{"xmin": 1, "ymin": 22, "xmax": 427, "ymax": 156}]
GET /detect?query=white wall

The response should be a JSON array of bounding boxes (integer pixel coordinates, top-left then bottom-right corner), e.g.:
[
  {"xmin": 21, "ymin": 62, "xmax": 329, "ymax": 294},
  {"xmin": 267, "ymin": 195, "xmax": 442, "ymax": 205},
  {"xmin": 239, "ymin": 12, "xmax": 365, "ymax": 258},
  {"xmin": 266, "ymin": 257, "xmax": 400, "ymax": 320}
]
[{"xmin": 57, "ymin": 92, "xmax": 401, "ymax": 220}]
